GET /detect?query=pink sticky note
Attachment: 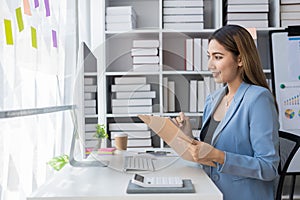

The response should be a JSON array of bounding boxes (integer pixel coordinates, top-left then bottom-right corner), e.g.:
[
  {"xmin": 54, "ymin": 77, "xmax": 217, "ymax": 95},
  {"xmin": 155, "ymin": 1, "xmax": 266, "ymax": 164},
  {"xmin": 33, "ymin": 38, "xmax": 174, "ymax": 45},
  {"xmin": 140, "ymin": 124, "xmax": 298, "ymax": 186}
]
[
  {"xmin": 246, "ymin": 28, "xmax": 257, "ymax": 40},
  {"xmin": 23, "ymin": 0, "xmax": 32, "ymax": 16}
]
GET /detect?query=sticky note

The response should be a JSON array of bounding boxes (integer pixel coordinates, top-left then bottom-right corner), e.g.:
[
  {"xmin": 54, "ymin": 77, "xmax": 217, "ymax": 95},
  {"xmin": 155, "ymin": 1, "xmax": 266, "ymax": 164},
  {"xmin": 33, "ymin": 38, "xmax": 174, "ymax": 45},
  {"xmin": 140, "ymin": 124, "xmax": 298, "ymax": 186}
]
[
  {"xmin": 44, "ymin": 0, "xmax": 50, "ymax": 17},
  {"xmin": 4, "ymin": 19, "xmax": 14, "ymax": 45},
  {"xmin": 246, "ymin": 27, "xmax": 257, "ymax": 40},
  {"xmin": 23, "ymin": 0, "xmax": 32, "ymax": 16},
  {"xmin": 34, "ymin": 0, "xmax": 39, "ymax": 8},
  {"xmin": 16, "ymin": 7, "xmax": 24, "ymax": 32},
  {"xmin": 31, "ymin": 27, "xmax": 37, "ymax": 48},
  {"xmin": 52, "ymin": 30, "xmax": 57, "ymax": 48}
]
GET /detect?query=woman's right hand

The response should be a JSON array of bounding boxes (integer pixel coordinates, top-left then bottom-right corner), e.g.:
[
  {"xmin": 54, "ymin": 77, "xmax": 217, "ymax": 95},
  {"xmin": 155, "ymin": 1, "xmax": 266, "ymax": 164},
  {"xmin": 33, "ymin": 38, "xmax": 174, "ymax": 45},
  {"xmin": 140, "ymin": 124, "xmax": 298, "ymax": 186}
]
[{"xmin": 172, "ymin": 112, "xmax": 193, "ymax": 138}]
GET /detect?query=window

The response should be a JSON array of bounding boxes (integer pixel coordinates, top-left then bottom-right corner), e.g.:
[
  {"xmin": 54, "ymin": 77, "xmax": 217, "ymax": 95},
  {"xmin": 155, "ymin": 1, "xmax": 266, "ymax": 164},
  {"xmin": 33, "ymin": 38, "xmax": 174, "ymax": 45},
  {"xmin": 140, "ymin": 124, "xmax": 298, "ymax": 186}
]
[{"xmin": 0, "ymin": 0, "xmax": 78, "ymax": 199}]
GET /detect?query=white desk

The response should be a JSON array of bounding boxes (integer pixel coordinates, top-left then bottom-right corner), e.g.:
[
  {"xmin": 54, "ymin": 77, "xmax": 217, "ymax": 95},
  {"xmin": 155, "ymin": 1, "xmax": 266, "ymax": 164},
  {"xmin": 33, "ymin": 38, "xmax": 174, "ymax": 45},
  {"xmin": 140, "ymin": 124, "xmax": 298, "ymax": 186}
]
[{"xmin": 27, "ymin": 152, "xmax": 222, "ymax": 200}]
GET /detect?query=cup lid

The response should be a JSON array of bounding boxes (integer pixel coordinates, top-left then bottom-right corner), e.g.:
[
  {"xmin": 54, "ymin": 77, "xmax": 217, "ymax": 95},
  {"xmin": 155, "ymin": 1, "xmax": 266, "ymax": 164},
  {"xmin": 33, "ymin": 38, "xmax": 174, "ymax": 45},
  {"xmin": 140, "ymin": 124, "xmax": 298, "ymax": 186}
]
[{"xmin": 114, "ymin": 133, "xmax": 128, "ymax": 137}]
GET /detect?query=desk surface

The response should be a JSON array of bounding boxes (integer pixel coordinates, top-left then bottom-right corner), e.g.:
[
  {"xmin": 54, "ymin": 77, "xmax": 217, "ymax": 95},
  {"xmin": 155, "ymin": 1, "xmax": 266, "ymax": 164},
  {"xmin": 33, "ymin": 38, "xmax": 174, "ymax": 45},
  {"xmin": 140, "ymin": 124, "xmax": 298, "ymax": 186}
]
[{"xmin": 27, "ymin": 152, "xmax": 222, "ymax": 200}]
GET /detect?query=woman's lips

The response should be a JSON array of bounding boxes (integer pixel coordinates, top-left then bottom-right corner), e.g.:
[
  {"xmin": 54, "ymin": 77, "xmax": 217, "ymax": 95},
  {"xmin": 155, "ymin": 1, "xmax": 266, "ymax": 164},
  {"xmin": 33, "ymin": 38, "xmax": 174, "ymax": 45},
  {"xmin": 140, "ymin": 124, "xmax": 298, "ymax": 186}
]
[{"xmin": 211, "ymin": 71, "xmax": 220, "ymax": 77}]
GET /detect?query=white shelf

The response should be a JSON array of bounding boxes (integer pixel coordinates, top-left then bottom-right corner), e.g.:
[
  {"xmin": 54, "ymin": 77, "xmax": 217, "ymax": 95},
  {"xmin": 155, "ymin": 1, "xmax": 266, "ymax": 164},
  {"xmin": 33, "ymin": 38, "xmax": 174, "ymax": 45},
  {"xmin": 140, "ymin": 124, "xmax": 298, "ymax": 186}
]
[
  {"xmin": 84, "ymin": 114, "xmax": 98, "ymax": 118},
  {"xmin": 105, "ymin": 71, "xmax": 213, "ymax": 76},
  {"xmin": 162, "ymin": 71, "xmax": 212, "ymax": 75},
  {"xmin": 106, "ymin": 112, "xmax": 204, "ymax": 118},
  {"xmin": 263, "ymin": 69, "xmax": 272, "ymax": 73},
  {"xmin": 105, "ymin": 71, "xmax": 161, "ymax": 76},
  {"xmin": 105, "ymin": 29, "xmax": 161, "ymax": 35},
  {"xmin": 84, "ymin": 72, "xmax": 97, "ymax": 76},
  {"xmin": 106, "ymin": 113, "xmax": 161, "ymax": 118},
  {"xmin": 162, "ymin": 112, "xmax": 203, "ymax": 117}
]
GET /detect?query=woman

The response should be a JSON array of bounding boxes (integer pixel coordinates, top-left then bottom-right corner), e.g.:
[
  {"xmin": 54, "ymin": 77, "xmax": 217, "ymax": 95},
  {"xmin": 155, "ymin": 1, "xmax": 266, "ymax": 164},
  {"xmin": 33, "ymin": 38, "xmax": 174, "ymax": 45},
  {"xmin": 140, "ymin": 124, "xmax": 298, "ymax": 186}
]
[{"xmin": 173, "ymin": 25, "xmax": 279, "ymax": 200}]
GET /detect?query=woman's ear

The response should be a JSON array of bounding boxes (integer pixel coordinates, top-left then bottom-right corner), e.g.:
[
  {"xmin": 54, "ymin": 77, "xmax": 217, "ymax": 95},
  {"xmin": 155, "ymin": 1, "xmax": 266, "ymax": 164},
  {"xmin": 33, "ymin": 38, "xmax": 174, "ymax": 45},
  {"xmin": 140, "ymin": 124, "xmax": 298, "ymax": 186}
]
[{"xmin": 237, "ymin": 55, "xmax": 242, "ymax": 67}]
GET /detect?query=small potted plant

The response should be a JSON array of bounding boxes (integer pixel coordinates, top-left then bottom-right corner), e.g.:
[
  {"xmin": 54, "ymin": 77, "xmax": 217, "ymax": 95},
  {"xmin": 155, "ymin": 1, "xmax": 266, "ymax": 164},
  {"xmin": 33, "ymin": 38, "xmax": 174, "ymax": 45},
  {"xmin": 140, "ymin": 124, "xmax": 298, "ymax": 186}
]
[{"xmin": 93, "ymin": 124, "xmax": 108, "ymax": 149}]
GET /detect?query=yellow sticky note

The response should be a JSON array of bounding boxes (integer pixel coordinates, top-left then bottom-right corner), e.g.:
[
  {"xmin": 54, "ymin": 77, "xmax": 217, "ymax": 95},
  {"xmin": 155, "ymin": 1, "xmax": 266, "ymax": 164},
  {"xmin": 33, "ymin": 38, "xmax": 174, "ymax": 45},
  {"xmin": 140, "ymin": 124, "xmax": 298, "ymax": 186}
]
[
  {"xmin": 4, "ymin": 19, "xmax": 14, "ymax": 45},
  {"xmin": 16, "ymin": 7, "xmax": 24, "ymax": 32},
  {"xmin": 23, "ymin": 0, "xmax": 32, "ymax": 16},
  {"xmin": 31, "ymin": 27, "xmax": 37, "ymax": 48}
]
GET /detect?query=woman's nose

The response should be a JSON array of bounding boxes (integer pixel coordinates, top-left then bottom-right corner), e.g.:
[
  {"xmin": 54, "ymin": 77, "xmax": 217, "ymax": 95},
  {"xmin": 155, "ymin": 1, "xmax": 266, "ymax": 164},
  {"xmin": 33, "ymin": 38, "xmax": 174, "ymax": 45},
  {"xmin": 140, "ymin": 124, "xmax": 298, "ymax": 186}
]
[{"xmin": 207, "ymin": 59, "xmax": 214, "ymax": 70}]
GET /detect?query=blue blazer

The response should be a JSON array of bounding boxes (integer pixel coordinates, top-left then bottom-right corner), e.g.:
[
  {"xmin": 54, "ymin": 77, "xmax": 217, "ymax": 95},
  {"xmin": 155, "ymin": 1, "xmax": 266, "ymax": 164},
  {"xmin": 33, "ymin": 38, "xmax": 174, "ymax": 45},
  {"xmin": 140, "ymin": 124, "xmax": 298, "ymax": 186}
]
[{"xmin": 199, "ymin": 82, "xmax": 280, "ymax": 200}]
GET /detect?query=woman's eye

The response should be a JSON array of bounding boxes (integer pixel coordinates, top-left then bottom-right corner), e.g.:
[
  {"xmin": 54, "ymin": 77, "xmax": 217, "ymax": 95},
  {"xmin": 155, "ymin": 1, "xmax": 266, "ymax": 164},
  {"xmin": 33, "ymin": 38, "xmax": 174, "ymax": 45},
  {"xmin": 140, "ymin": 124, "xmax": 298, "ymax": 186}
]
[{"xmin": 215, "ymin": 56, "xmax": 222, "ymax": 60}]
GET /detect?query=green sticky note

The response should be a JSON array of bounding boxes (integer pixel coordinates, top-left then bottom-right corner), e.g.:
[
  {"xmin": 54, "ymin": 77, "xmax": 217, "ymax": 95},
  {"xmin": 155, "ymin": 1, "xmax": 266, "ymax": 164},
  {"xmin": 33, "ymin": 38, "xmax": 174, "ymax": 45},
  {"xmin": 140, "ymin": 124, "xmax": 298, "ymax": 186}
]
[
  {"xmin": 31, "ymin": 27, "xmax": 37, "ymax": 48},
  {"xmin": 4, "ymin": 19, "xmax": 13, "ymax": 45},
  {"xmin": 16, "ymin": 7, "xmax": 24, "ymax": 32}
]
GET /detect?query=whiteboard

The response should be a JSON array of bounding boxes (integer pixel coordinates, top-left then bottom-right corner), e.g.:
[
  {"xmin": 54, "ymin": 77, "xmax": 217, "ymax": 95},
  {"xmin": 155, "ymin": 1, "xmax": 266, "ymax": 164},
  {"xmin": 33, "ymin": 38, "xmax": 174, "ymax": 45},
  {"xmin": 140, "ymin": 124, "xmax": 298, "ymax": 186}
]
[{"xmin": 271, "ymin": 31, "xmax": 300, "ymax": 172}]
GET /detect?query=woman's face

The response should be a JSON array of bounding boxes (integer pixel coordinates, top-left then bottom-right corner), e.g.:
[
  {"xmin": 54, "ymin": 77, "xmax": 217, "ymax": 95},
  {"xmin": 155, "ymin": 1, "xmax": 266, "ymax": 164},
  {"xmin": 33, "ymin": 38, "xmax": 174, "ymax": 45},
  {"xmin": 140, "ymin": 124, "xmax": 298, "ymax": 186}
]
[{"xmin": 207, "ymin": 39, "xmax": 242, "ymax": 84}]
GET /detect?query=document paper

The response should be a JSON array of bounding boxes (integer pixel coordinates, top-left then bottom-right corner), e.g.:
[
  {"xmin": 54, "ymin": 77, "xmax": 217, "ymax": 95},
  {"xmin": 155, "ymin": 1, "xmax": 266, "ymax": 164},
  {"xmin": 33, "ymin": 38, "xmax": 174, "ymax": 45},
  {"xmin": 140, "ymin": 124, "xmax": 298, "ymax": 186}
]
[{"xmin": 138, "ymin": 115, "xmax": 195, "ymax": 162}]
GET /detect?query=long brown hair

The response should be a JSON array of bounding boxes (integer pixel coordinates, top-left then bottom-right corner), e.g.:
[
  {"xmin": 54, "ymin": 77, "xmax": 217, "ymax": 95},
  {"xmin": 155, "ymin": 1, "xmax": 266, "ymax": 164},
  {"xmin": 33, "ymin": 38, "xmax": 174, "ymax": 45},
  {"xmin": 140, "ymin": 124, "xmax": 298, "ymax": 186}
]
[
  {"xmin": 209, "ymin": 25, "xmax": 269, "ymax": 88},
  {"xmin": 209, "ymin": 24, "xmax": 278, "ymax": 111}
]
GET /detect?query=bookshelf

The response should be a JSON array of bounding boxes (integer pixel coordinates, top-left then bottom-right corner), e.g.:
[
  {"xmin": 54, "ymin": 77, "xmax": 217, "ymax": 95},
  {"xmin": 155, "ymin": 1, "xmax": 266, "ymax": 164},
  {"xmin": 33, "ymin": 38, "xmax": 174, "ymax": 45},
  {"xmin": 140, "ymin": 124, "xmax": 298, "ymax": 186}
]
[{"xmin": 88, "ymin": 0, "xmax": 294, "ymax": 149}]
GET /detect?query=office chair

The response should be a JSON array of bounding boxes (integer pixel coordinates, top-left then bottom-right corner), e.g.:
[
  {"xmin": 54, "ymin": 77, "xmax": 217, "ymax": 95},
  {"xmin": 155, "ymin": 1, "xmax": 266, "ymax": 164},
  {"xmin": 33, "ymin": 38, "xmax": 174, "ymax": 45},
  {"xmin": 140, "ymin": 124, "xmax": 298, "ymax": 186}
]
[{"xmin": 276, "ymin": 130, "xmax": 300, "ymax": 200}]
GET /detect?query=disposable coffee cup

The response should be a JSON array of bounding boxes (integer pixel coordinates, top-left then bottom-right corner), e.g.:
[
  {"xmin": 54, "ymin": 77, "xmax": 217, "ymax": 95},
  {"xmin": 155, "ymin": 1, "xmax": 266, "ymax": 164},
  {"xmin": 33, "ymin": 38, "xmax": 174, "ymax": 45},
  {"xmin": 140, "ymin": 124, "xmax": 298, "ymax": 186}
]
[{"xmin": 114, "ymin": 133, "xmax": 128, "ymax": 151}]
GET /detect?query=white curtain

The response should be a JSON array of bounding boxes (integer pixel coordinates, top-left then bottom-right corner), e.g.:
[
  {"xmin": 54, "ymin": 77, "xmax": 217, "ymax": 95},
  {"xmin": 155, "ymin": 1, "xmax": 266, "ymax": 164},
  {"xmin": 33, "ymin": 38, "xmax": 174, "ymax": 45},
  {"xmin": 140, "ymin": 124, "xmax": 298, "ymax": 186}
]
[{"xmin": 0, "ymin": 0, "xmax": 78, "ymax": 199}]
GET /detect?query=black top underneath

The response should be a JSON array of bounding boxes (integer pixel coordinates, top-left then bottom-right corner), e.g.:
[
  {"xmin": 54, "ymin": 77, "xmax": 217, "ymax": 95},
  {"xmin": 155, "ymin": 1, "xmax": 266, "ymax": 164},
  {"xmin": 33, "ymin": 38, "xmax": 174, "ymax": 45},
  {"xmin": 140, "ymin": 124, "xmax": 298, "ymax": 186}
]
[{"xmin": 200, "ymin": 117, "xmax": 220, "ymax": 144}]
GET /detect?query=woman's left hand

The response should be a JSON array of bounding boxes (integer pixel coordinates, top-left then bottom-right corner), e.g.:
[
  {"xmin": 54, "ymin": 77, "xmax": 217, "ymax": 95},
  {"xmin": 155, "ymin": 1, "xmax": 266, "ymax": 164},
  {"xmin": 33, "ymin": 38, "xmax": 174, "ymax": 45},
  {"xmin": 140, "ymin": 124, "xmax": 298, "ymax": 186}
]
[{"xmin": 188, "ymin": 140, "xmax": 225, "ymax": 167}]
